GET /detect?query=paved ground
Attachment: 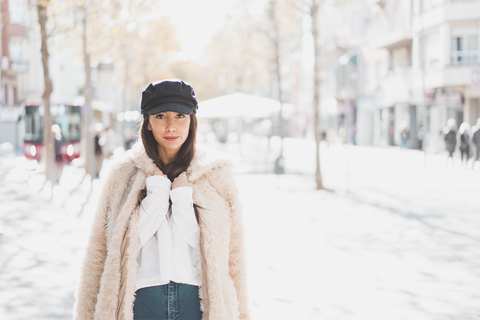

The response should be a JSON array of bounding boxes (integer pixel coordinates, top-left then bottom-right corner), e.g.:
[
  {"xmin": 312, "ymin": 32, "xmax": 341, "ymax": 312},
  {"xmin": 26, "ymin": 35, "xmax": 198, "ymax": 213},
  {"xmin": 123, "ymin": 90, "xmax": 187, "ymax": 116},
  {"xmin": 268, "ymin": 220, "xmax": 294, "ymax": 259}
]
[
  {"xmin": 244, "ymin": 142, "xmax": 480, "ymax": 320},
  {"xmin": 1, "ymin": 140, "xmax": 479, "ymax": 320}
]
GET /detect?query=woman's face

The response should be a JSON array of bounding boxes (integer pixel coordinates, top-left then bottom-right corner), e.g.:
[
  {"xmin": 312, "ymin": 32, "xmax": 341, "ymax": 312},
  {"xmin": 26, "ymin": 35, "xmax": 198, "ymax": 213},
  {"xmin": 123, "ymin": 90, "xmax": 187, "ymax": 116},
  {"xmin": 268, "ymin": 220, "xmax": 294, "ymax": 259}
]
[{"xmin": 147, "ymin": 111, "xmax": 191, "ymax": 155}]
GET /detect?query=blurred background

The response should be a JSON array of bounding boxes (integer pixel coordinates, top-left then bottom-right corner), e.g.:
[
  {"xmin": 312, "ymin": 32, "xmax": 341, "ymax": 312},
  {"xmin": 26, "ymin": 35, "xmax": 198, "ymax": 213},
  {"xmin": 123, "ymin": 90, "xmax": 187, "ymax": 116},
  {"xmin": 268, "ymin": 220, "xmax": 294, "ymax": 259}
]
[{"xmin": 1, "ymin": 0, "xmax": 479, "ymax": 319}]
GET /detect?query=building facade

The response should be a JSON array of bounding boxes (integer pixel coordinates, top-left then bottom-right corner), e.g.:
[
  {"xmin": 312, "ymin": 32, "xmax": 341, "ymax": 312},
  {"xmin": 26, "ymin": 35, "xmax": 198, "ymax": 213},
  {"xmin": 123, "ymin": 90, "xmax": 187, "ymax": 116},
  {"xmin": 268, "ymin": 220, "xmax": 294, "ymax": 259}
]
[
  {"xmin": 0, "ymin": 0, "xmax": 42, "ymax": 149},
  {"xmin": 319, "ymin": 0, "xmax": 480, "ymax": 153}
]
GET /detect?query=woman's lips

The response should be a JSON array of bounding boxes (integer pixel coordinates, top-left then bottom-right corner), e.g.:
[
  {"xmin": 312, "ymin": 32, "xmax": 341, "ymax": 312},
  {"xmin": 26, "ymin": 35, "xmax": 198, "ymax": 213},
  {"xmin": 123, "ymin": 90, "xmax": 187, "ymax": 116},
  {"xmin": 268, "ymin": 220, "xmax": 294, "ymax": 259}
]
[{"xmin": 164, "ymin": 136, "xmax": 179, "ymax": 141}]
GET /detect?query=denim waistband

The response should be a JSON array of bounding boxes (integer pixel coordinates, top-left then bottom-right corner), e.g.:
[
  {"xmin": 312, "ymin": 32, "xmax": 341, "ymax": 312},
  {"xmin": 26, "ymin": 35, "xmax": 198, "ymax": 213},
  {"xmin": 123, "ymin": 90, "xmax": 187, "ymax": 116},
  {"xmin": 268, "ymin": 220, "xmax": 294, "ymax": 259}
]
[{"xmin": 133, "ymin": 281, "xmax": 202, "ymax": 320}]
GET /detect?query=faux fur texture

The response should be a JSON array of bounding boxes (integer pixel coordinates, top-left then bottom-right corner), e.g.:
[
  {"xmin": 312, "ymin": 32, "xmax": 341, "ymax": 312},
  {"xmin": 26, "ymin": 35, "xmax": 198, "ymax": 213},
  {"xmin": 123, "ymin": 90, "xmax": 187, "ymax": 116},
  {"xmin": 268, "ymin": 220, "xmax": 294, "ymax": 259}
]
[{"xmin": 73, "ymin": 141, "xmax": 251, "ymax": 320}]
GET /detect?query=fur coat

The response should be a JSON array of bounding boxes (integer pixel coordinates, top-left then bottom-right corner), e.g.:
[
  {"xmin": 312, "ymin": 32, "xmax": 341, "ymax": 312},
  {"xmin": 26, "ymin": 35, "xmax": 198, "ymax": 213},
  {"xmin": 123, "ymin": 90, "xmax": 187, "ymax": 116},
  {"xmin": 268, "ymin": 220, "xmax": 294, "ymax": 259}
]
[{"xmin": 73, "ymin": 141, "xmax": 250, "ymax": 320}]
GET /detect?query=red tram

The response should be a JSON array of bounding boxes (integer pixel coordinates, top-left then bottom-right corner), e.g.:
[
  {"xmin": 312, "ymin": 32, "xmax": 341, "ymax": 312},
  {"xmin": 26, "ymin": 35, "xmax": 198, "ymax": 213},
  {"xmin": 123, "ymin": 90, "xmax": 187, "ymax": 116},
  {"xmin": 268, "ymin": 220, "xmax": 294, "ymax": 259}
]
[{"xmin": 23, "ymin": 103, "xmax": 82, "ymax": 163}]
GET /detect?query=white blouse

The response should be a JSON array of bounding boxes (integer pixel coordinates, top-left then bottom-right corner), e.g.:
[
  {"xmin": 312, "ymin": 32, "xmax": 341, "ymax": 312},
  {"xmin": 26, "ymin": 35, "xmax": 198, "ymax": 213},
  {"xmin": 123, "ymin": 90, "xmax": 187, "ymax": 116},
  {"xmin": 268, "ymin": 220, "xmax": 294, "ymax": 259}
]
[{"xmin": 135, "ymin": 175, "xmax": 201, "ymax": 290}]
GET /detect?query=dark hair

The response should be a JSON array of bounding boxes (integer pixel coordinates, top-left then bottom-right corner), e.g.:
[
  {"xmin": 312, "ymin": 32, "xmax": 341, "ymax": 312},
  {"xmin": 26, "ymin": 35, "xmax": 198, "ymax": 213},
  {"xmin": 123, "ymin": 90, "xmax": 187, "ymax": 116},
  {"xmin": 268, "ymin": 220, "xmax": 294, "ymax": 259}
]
[{"xmin": 137, "ymin": 111, "xmax": 203, "ymax": 224}]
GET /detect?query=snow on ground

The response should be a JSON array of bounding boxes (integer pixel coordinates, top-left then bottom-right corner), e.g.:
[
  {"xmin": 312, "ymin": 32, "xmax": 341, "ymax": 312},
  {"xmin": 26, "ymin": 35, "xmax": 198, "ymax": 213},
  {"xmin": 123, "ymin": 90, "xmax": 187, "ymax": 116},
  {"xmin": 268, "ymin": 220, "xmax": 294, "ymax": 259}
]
[{"xmin": 1, "ymin": 140, "xmax": 479, "ymax": 320}]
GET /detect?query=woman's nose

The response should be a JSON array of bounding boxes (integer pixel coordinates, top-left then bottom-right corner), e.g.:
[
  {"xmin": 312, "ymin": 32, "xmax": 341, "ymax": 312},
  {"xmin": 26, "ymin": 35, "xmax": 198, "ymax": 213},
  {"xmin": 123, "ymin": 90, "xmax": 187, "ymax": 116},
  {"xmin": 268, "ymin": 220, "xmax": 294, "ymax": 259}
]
[{"xmin": 166, "ymin": 118, "xmax": 176, "ymax": 131}]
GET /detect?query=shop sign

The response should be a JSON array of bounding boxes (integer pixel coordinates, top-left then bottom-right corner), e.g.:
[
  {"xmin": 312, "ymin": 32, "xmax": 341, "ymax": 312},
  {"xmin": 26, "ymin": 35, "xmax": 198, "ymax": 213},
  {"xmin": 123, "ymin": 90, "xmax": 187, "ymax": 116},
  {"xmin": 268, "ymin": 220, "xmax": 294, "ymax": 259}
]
[
  {"xmin": 434, "ymin": 91, "xmax": 463, "ymax": 108},
  {"xmin": 472, "ymin": 69, "xmax": 480, "ymax": 85}
]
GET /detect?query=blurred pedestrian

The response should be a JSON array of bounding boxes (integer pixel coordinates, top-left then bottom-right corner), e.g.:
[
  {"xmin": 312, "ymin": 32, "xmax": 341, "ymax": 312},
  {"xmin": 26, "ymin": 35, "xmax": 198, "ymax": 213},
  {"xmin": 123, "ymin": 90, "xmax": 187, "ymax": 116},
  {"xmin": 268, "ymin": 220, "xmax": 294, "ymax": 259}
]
[
  {"xmin": 400, "ymin": 121, "xmax": 410, "ymax": 151},
  {"xmin": 321, "ymin": 130, "xmax": 329, "ymax": 148},
  {"xmin": 418, "ymin": 125, "xmax": 424, "ymax": 151},
  {"xmin": 52, "ymin": 124, "xmax": 63, "ymax": 184},
  {"xmin": 74, "ymin": 79, "xmax": 250, "ymax": 320},
  {"xmin": 125, "ymin": 130, "xmax": 137, "ymax": 150},
  {"xmin": 458, "ymin": 122, "xmax": 471, "ymax": 166},
  {"xmin": 102, "ymin": 126, "xmax": 117, "ymax": 158},
  {"xmin": 350, "ymin": 124, "xmax": 357, "ymax": 145},
  {"xmin": 94, "ymin": 123, "xmax": 104, "ymax": 179},
  {"xmin": 472, "ymin": 118, "xmax": 480, "ymax": 169},
  {"xmin": 321, "ymin": 130, "xmax": 327, "ymax": 142},
  {"xmin": 274, "ymin": 155, "xmax": 285, "ymax": 174},
  {"xmin": 443, "ymin": 118, "xmax": 457, "ymax": 166}
]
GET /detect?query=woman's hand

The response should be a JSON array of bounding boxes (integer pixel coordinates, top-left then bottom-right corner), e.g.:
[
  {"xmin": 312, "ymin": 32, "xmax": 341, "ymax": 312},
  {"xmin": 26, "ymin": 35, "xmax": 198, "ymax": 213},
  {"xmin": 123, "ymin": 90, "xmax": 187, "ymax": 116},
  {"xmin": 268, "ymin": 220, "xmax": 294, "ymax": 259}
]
[
  {"xmin": 145, "ymin": 167, "xmax": 168, "ymax": 179},
  {"xmin": 172, "ymin": 172, "xmax": 193, "ymax": 190}
]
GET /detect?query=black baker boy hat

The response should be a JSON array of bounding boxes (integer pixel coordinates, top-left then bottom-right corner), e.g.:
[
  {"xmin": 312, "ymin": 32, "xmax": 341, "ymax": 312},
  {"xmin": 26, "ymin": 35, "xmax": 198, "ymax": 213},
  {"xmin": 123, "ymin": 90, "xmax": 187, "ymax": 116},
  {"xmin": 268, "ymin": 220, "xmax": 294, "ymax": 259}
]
[{"xmin": 140, "ymin": 79, "xmax": 198, "ymax": 116}]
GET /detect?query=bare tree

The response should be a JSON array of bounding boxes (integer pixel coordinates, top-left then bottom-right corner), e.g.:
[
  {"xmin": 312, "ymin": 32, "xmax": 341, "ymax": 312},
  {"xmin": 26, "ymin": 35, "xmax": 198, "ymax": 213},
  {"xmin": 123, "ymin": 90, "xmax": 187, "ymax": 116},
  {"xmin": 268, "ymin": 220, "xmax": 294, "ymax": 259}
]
[
  {"xmin": 289, "ymin": 0, "xmax": 325, "ymax": 189},
  {"xmin": 310, "ymin": 0, "xmax": 324, "ymax": 189},
  {"xmin": 51, "ymin": 0, "xmax": 171, "ymax": 177},
  {"xmin": 37, "ymin": 0, "xmax": 55, "ymax": 183},
  {"xmin": 268, "ymin": 0, "xmax": 286, "ymax": 166},
  {"xmin": 81, "ymin": 0, "xmax": 95, "ymax": 178}
]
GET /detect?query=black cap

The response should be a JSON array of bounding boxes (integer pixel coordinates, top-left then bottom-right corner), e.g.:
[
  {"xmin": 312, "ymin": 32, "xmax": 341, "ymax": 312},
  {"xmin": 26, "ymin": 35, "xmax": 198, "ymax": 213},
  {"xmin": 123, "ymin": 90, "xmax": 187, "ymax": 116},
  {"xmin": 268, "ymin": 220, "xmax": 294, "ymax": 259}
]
[{"xmin": 140, "ymin": 79, "xmax": 198, "ymax": 116}]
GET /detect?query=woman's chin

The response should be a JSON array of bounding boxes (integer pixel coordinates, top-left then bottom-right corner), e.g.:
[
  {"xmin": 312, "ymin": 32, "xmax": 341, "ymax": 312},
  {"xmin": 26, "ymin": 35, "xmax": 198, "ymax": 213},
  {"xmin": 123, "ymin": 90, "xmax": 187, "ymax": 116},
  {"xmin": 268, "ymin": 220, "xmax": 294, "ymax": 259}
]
[{"xmin": 158, "ymin": 141, "xmax": 183, "ymax": 152}]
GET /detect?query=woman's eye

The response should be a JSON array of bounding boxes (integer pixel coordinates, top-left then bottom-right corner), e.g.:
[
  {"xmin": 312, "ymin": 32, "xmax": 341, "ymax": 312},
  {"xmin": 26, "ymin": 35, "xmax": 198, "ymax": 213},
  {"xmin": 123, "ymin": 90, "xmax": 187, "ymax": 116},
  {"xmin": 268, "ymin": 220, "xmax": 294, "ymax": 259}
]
[
  {"xmin": 177, "ymin": 114, "xmax": 185, "ymax": 118},
  {"xmin": 155, "ymin": 114, "xmax": 165, "ymax": 119}
]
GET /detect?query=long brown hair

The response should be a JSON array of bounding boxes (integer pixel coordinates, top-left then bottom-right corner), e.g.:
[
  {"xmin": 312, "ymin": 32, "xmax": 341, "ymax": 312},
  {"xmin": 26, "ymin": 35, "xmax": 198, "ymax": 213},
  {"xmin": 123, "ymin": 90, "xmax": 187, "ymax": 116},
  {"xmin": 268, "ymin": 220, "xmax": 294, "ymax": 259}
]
[{"xmin": 137, "ymin": 111, "xmax": 203, "ymax": 224}]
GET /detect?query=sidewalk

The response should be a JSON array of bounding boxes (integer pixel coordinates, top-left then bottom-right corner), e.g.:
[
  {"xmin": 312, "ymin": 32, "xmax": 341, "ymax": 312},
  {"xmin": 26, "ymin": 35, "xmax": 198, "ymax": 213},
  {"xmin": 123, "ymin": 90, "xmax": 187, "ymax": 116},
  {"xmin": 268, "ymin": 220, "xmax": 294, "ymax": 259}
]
[
  {"xmin": 1, "ymin": 143, "xmax": 479, "ymax": 320},
  {"xmin": 242, "ymin": 173, "xmax": 479, "ymax": 320},
  {"xmin": 0, "ymin": 151, "xmax": 105, "ymax": 320}
]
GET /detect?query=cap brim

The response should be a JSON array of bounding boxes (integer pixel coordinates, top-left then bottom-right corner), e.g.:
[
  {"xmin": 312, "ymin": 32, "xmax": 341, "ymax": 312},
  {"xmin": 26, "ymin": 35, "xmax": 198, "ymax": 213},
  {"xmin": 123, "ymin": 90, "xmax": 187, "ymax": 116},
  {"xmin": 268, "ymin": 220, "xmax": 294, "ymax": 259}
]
[{"xmin": 147, "ymin": 102, "xmax": 193, "ymax": 115}]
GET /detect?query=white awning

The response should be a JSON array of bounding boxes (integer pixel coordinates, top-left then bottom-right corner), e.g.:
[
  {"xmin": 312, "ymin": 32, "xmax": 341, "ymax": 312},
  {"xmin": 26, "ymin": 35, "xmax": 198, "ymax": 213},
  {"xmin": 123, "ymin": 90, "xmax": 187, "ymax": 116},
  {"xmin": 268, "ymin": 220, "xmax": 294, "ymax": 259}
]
[{"xmin": 197, "ymin": 92, "xmax": 283, "ymax": 118}]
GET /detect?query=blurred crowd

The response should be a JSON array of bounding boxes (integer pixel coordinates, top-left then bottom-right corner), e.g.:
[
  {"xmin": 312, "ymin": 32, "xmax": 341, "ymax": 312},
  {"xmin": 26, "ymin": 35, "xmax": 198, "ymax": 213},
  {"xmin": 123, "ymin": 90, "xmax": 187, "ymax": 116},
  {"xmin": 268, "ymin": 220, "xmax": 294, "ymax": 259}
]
[{"xmin": 442, "ymin": 118, "xmax": 480, "ymax": 169}]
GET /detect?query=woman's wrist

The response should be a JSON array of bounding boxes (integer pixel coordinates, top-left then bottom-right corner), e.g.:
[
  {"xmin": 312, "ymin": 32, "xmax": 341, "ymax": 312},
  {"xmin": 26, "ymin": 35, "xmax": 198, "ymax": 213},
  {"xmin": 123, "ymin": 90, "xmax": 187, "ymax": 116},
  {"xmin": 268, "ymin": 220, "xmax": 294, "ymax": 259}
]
[
  {"xmin": 146, "ymin": 175, "xmax": 172, "ymax": 194},
  {"xmin": 171, "ymin": 172, "xmax": 193, "ymax": 190}
]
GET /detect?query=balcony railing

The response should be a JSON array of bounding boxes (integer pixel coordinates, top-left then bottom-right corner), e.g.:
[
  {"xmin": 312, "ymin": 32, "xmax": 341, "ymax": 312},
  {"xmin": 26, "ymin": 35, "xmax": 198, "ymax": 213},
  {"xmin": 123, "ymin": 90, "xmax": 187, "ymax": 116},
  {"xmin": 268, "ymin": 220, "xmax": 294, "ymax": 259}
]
[
  {"xmin": 451, "ymin": 51, "xmax": 479, "ymax": 65},
  {"xmin": 10, "ymin": 59, "xmax": 29, "ymax": 72}
]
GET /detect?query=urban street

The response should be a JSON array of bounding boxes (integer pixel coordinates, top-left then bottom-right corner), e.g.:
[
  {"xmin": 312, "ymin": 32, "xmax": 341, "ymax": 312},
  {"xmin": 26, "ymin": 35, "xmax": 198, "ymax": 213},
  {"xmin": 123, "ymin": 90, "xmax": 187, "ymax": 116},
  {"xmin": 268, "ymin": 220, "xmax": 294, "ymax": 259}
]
[
  {"xmin": 1, "ymin": 1, "xmax": 480, "ymax": 319},
  {"xmin": 1, "ymin": 139, "xmax": 479, "ymax": 320}
]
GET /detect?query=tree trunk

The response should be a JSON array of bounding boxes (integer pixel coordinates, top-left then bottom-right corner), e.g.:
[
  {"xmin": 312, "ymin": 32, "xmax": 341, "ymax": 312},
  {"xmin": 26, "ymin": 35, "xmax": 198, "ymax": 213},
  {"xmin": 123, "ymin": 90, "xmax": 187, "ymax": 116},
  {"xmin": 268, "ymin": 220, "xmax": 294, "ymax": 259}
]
[
  {"xmin": 122, "ymin": 50, "xmax": 129, "ymax": 149},
  {"xmin": 269, "ymin": 0, "xmax": 285, "ymax": 160},
  {"xmin": 37, "ymin": 1, "xmax": 55, "ymax": 183},
  {"xmin": 82, "ymin": 2, "xmax": 95, "ymax": 177},
  {"xmin": 311, "ymin": 0, "xmax": 324, "ymax": 190}
]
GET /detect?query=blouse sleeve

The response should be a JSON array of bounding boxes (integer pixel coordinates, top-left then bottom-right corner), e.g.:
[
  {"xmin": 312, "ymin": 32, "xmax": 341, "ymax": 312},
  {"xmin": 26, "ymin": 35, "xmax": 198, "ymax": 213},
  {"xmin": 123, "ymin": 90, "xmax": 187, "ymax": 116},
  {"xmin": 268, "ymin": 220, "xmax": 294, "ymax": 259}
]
[
  {"xmin": 170, "ymin": 186, "xmax": 200, "ymax": 250},
  {"xmin": 137, "ymin": 175, "xmax": 171, "ymax": 248}
]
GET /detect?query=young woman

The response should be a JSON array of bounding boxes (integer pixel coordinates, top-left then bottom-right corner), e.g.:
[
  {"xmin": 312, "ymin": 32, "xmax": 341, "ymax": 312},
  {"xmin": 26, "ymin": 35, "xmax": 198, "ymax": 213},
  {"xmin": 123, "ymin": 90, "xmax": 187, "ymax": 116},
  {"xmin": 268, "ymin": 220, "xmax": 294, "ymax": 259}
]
[{"xmin": 73, "ymin": 79, "xmax": 250, "ymax": 320}]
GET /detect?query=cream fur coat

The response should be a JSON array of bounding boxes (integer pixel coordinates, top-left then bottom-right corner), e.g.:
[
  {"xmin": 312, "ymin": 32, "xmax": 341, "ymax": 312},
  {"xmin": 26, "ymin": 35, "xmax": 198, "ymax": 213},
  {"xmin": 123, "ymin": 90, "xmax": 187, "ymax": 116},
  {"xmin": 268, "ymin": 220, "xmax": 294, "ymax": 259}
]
[{"xmin": 73, "ymin": 141, "xmax": 250, "ymax": 320}]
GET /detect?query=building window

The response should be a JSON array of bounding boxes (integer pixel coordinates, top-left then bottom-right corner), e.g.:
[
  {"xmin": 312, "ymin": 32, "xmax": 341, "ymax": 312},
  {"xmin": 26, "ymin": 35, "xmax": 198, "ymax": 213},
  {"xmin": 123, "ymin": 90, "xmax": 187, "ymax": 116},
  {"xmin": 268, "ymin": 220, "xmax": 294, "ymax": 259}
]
[
  {"xmin": 451, "ymin": 35, "xmax": 478, "ymax": 65},
  {"xmin": 9, "ymin": 36, "xmax": 29, "ymax": 73},
  {"xmin": 390, "ymin": 46, "xmax": 411, "ymax": 70},
  {"xmin": 420, "ymin": 0, "xmax": 445, "ymax": 11},
  {"xmin": 9, "ymin": 0, "xmax": 29, "ymax": 26}
]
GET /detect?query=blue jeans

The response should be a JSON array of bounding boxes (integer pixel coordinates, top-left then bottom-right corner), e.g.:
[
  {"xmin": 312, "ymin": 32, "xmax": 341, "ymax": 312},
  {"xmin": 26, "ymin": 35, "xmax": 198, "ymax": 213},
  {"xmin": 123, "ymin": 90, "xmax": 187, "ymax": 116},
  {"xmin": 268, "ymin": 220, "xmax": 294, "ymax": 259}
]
[{"xmin": 133, "ymin": 281, "xmax": 203, "ymax": 320}]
